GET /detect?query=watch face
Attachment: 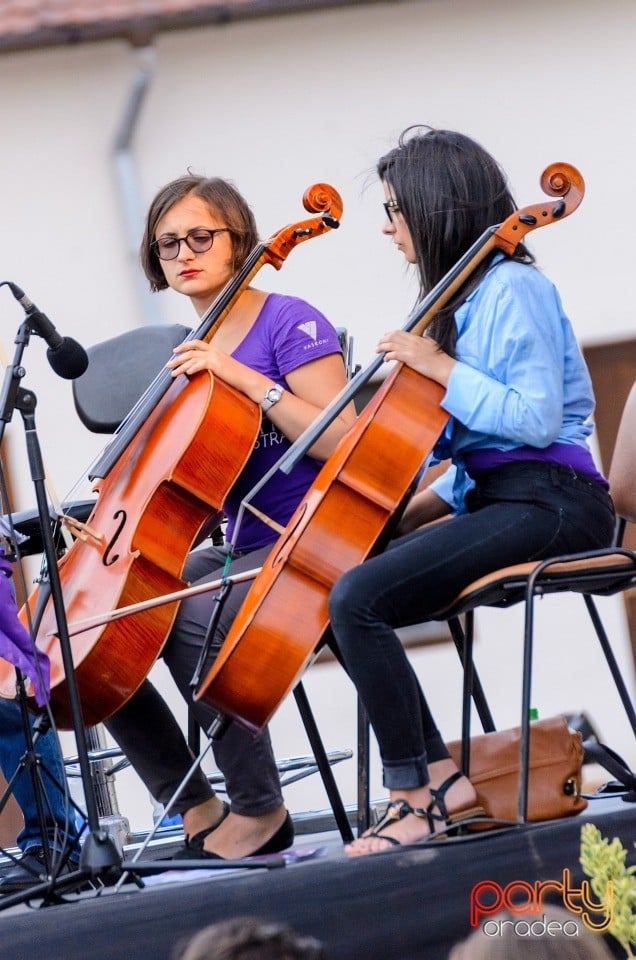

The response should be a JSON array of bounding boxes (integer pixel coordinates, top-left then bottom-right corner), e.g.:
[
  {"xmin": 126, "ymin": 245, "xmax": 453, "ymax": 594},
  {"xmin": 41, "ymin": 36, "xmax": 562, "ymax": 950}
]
[{"xmin": 262, "ymin": 385, "xmax": 283, "ymax": 410}]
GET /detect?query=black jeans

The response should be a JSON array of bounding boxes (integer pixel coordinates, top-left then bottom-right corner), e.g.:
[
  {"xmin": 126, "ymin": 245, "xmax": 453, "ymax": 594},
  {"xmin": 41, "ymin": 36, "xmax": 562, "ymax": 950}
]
[{"xmin": 328, "ymin": 462, "xmax": 616, "ymax": 791}]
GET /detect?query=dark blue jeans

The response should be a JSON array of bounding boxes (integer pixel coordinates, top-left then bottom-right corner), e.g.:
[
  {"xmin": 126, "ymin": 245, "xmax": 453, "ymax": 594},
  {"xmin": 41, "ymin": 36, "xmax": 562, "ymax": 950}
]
[
  {"xmin": 0, "ymin": 698, "xmax": 80, "ymax": 859},
  {"xmin": 328, "ymin": 462, "xmax": 616, "ymax": 791}
]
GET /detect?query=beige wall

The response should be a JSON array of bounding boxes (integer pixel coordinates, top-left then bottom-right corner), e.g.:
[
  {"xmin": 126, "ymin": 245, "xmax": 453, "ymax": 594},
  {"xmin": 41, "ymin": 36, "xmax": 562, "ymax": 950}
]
[{"xmin": 0, "ymin": 0, "xmax": 634, "ymax": 833}]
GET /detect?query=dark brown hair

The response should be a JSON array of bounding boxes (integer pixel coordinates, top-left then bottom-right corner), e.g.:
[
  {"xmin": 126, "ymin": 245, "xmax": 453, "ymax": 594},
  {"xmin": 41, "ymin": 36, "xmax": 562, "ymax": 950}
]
[
  {"xmin": 174, "ymin": 918, "xmax": 327, "ymax": 960},
  {"xmin": 140, "ymin": 175, "xmax": 259, "ymax": 292}
]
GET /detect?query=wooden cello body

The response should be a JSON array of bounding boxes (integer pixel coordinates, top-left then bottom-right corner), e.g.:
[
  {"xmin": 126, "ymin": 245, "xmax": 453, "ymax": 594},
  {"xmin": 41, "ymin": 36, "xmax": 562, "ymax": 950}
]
[
  {"xmin": 197, "ymin": 163, "xmax": 586, "ymax": 735},
  {"xmin": 0, "ymin": 184, "xmax": 343, "ymax": 728},
  {"xmin": 19, "ymin": 375, "xmax": 259, "ymax": 728}
]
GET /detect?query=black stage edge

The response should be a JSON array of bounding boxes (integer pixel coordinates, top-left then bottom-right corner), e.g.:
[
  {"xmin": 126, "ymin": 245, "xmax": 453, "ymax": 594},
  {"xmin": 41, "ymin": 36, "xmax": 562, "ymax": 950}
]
[{"xmin": 0, "ymin": 797, "xmax": 632, "ymax": 960}]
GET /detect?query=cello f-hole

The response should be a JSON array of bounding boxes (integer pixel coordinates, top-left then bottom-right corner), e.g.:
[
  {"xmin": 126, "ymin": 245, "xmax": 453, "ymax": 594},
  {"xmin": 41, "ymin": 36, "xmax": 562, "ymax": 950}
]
[
  {"xmin": 270, "ymin": 502, "xmax": 308, "ymax": 567},
  {"xmin": 102, "ymin": 510, "xmax": 127, "ymax": 566}
]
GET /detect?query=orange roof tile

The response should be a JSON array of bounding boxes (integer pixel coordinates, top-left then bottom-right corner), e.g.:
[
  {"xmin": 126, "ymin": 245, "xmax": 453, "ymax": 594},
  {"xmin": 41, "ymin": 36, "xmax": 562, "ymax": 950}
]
[{"xmin": 0, "ymin": 0, "xmax": 362, "ymax": 52}]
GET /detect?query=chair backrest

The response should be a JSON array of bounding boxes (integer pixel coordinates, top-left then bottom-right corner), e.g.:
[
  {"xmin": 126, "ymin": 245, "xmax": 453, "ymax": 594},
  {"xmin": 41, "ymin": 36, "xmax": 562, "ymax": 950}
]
[
  {"xmin": 72, "ymin": 323, "xmax": 191, "ymax": 433},
  {"xmin": 608, "ymin": 380, "xmax": 636, "ymax": 526},
  {"xmin": 73, "ymin": 324, "xmax": 354, "ymax": 435}
]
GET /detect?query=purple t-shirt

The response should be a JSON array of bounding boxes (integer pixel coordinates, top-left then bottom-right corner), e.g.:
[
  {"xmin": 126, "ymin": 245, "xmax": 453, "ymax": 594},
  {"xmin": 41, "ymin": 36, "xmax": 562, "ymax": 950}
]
[{"xmin": 224, "ymin": 293, "xmax": 342, "ymax": 552}]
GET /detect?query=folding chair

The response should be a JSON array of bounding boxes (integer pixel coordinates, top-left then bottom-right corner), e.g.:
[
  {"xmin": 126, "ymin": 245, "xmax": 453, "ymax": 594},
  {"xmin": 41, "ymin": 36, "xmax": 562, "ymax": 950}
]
[
  {"xmin": 355, "ymin": 384, "xmax": 636, "ymax": 830},
  {"xmin": 434, "ymin": 381, "xmax": 636, "ymax": 821}
]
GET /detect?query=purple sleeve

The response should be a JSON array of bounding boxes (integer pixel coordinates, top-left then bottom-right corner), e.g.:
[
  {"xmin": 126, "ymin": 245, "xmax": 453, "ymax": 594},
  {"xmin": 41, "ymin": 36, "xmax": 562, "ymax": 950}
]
[{"xmin": 0, "ymin": 556, "xmax": 50, "ymax": 706}]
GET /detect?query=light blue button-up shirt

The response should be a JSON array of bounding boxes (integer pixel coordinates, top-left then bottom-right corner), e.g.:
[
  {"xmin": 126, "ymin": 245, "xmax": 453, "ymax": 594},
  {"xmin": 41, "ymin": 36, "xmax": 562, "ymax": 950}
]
[{"xmin": 428, "ymin": 257, "xmax": 596, "ymax": 511}]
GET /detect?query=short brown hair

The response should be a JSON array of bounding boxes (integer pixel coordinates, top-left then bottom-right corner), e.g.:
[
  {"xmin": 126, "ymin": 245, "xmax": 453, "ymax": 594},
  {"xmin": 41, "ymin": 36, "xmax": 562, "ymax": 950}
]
[{"xmin": 140, "ymin": 175, "xmax": 259, "ymax": 292}]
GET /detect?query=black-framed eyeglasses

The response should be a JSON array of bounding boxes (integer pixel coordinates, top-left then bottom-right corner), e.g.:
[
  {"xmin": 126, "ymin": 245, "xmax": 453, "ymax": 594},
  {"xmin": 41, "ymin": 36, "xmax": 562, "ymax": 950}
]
[
  {"xmin": 383, "ymin": 199, "xmax": 401, "ymax": 223},
  {"xmin": 151, "ymin": 228, "xmax": 230, "ymax": 261}
]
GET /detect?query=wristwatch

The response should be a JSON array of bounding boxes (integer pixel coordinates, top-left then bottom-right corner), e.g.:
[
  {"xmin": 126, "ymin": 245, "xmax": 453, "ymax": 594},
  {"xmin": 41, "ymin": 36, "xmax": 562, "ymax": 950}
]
[{"xmin": 261, "ymin": 383, "xmax": 284, "ymax": 413}]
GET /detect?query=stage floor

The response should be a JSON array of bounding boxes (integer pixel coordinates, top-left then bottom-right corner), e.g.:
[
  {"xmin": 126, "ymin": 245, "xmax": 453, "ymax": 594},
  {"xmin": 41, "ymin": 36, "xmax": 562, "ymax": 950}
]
[{"xmin": 0, "ymin": 793, "xmax": 633, "ymax": 960}]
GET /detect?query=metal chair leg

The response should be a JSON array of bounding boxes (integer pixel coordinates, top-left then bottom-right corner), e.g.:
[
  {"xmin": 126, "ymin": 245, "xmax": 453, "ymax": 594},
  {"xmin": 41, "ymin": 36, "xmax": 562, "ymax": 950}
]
[
  {"xmin": 293, "ymin": 682, "xmax": 354, "ymax": 843},
  {"xmin": 518, "ymin": 577, "xmax": 538, "ymax": 823},
  {"xmin": 447, "ymin": 614, "xmax": 496, "ymax": 778},
  {"xmin": 356, "ymin": 697, "xmax": 370, "ymax": 836},
  {"xmin": 584, "ymin": 594, "xmax": 636, "ymax": 737}
]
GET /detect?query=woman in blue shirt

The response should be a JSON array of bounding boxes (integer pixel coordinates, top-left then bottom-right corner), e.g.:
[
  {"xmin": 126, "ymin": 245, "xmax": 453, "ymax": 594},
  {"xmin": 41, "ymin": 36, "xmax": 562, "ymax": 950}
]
[{"xmin": 328, "ymin": 126, "xmax": 616, "ymax": 856}]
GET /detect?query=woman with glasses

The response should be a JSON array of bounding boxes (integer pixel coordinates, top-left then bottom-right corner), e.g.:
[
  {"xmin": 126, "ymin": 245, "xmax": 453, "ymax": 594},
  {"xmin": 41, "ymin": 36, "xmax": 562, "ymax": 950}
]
[
  {"xmin": 327, "ymin": 126, "xmax": 615, "ymax": 855},
  {"xmin": 105, "ymin": 174, "xmax": 355, "ymax": 860}
]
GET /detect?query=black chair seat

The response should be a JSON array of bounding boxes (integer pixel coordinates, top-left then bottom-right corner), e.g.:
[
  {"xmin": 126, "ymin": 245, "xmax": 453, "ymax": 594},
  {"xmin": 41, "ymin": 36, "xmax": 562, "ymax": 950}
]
[{"xmin": 72, "ymin": 323, "xmax": 191, "ymax": 433}]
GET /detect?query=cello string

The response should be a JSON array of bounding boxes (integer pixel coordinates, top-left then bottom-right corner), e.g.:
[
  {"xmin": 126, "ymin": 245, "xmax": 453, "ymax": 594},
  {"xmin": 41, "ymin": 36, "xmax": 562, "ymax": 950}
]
[
  {"xmin": 44, "ymin": 242, "xmax": 270, "ymax": 525},
  {"xmin": 261, "ymin": 163, "xmax": 582, "ymax": 484},
  {"xmin": 86, "ymin": 188, "xmax": 344, "ymax": 484},
  {"xmin": 87, "ymin": 242, "xmax": 268, "ymax": 482},
  {"xmin": 226, "ymin": 226, "xmax": 504, "ymax": 553},
  {"xmin": 0, "ymin": 186, "xmax": 346, "ymax": 730},
  {"xmin": 199, "ymin": 164, "xmax": 586, "ymax": 733}
]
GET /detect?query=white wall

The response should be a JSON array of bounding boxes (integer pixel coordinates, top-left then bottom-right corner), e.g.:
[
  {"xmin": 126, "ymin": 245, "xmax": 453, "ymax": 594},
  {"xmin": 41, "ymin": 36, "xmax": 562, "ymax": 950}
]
[{"xmin": 0, "ymin": 0, "xmax": 635, "ymax": 832}]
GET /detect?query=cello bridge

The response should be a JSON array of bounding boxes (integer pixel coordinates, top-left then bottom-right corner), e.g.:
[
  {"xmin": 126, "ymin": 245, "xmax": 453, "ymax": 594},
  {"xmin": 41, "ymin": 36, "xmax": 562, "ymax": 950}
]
[{"xmin": 59, "ymin": 514, "xmax": 104, "ymax": 545}]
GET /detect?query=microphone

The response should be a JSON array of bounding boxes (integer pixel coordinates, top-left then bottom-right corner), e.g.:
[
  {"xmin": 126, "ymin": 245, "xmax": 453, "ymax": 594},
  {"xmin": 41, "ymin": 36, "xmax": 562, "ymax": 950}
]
[{"xmin": 8, "ymin": 283, "xmax": 89, "ymax": 380}]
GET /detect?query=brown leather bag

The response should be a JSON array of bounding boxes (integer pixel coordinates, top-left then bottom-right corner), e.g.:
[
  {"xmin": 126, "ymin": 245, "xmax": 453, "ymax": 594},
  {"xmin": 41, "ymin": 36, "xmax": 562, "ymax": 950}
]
[{"xmin": 447, "ymin": 715, "xmax": 587, "ymax": 823}]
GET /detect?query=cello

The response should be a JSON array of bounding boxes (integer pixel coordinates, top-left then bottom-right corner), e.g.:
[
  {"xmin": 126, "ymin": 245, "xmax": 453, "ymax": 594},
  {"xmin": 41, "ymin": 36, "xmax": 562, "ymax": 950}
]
[
  {"xmin": 196, "ymin": 163, "xmax": 585, "ymax": 734},
  {"xmin": 0, "ymin": 183, "xmax": 343, "ymax": 728}
]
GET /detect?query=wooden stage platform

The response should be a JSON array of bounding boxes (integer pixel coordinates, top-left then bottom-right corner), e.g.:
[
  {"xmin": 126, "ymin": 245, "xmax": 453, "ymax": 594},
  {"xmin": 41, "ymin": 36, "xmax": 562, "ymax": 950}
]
[{"xmin": 0, "ymin": 793, "xmax": 633, "ymax": 960}]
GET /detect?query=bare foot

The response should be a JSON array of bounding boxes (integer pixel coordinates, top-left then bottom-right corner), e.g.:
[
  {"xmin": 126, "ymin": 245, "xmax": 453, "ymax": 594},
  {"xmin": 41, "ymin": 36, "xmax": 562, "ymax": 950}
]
[
  {"xmin": 345, "ymin": 811, "xmax": 438, "ymax": 857},
  {"xmin": 202, "ymin": 806, "xmax": 289, "ymax": 859}
]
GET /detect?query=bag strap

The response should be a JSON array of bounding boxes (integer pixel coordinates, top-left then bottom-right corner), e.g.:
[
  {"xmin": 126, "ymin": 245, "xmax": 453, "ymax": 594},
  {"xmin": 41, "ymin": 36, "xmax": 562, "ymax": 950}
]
[{"xmin": 583, "ymin": 739, "xmax": 636, "ymax": 801}]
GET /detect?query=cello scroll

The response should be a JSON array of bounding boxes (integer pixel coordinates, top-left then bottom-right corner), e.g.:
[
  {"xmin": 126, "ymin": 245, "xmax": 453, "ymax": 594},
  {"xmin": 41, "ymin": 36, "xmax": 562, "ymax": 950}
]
[
  {"xmin": 264, "ymin": 183, "xmax": 342, "ymax": 268},
  {"xmin": 494, "ymin": 162, "xmax": 584, "ymax": 254}
]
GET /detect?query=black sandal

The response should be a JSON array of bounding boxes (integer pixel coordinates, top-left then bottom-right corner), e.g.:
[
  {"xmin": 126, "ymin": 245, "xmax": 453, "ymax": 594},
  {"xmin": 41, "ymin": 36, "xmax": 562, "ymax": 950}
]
[
  {"xmin": 354, "ymin": 776, "xmax": 486, "ymax": 850},
  {"xmin": 430, "ymin": 772, "xmax": 486, "ymax": 825},
  {"xmin": 358, "ymin": 796, "xmax": 444, "ymax": 848}
]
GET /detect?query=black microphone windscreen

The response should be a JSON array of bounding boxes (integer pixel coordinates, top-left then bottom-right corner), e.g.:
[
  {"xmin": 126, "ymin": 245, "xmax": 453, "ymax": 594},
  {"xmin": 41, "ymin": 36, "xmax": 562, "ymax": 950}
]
[{"xmin": 47, "ymin": 338, "xmax": 90, "ymax": 380}]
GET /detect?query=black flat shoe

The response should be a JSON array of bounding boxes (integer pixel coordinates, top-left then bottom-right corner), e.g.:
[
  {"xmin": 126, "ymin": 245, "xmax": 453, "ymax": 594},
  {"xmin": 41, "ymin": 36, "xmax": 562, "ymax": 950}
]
[
  {"xmin": 186, "ymin": 801, "xmax": 230, "ymax": 850},
  {"xmin": 171, "ymin": 801, "xmax": 230, "ymax": 859},
  {"xmin": 172, "ymin": 810, "xmax": 294, "ymax": 861},
  {"xmin": 250, "ymin": 811, "xmax": 294, "ymax": 857}
]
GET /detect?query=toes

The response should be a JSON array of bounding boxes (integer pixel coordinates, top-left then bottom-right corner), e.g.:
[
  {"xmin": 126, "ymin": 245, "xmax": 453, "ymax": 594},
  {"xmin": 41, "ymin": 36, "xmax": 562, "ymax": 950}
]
[{"xmin": 344, "ymin": 837, "xmax": 395, "ymax": 857}]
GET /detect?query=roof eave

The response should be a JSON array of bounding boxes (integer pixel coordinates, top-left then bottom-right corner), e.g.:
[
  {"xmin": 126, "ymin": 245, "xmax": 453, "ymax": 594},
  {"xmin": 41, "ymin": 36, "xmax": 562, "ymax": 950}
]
[{"xmin": 0, "ymin": 0, "xmax": 383, "ymax": 55}]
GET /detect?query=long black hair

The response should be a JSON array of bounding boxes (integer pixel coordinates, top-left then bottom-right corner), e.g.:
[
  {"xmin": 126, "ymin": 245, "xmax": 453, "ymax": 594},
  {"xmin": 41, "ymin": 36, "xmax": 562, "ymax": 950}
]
[{"xmin": 378, "ymin": 126, "xmax": 534, "ymax": 354}]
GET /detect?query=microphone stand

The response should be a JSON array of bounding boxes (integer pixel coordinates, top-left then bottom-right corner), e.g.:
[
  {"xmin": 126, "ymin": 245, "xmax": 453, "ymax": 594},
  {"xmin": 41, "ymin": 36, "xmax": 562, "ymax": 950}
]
[
  {"xmin": 0, "ymin": 320, "xmax": 121, "ymax": 895},
  {"xmin": 0, "ymin": 319, "xmax": 286, "ymax": 907}
]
